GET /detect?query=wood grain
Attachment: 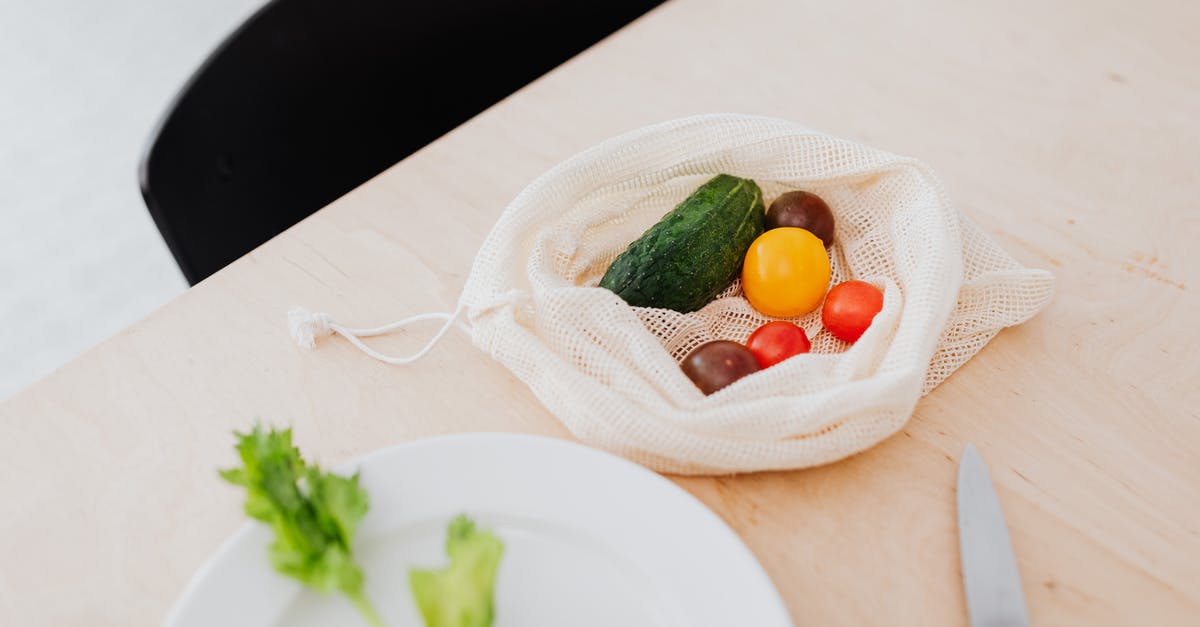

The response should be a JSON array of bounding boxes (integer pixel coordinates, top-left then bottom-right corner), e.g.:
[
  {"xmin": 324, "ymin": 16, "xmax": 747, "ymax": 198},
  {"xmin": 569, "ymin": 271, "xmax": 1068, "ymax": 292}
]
[{"xmin": 2, "ymin": 0, "xmax": 1198, "ymax": 624}]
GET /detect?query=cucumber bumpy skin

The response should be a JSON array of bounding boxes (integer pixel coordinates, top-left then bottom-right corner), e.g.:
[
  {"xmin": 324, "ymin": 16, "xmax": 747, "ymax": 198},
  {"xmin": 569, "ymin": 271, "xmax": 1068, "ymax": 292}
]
[{"xmin": 599, "ymin": 174, "xmax": 765, "ymax": 313}]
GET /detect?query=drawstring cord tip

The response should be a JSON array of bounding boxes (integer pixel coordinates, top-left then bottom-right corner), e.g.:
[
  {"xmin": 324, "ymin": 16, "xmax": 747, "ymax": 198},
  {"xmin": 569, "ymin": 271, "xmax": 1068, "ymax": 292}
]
[{"xmin": 288, "ymin": 307, "xmax": 333, "ymax": 349}]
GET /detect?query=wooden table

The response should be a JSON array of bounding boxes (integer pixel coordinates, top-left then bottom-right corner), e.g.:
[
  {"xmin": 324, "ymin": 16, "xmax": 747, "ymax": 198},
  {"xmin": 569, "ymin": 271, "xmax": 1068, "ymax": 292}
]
[{"xmin": 3, "ymin": 0, "xmax": 1198, "ymax": 624}]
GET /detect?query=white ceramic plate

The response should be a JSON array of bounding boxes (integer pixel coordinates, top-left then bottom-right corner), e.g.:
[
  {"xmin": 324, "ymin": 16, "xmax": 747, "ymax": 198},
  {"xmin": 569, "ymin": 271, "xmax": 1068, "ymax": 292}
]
[{"xmin": 165, "ymin": 433, "xmax": 793, "ymax": 627}]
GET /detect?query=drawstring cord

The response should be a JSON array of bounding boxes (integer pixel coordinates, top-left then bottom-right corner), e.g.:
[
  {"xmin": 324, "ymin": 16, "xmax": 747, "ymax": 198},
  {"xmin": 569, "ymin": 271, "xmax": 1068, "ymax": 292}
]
[{"xmin": 287, "ymin": 303, "xmax": 465, "ymax": 365}]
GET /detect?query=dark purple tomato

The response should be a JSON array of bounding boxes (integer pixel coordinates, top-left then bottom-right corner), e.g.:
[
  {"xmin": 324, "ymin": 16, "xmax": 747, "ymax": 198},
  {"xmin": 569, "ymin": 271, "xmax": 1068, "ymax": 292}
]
[
  {"xmin": 765, "ymin": 191, "xmax": 836, "ymax": 246},
  {"xmin": 680, "ymin": 340, "xmax": 761, "ymax": 395}
]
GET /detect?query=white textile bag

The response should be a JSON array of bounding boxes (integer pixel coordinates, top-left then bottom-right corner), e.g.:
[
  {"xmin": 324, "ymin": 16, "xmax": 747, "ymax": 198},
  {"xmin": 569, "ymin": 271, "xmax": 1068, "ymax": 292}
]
[{"xmin": 291, "ymin": 114, "xmax": 1054, "ymax": 474}]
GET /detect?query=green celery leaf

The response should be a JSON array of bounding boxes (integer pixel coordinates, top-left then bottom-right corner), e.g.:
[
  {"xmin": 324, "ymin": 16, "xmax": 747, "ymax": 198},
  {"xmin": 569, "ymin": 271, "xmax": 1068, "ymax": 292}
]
[
  {"xmin": 221, "ymin": 425, "xmax": 381, "ymax": 627},
  {"xmin": 410, "ymin": 515, "xmax": 504, "ymax": 627}
]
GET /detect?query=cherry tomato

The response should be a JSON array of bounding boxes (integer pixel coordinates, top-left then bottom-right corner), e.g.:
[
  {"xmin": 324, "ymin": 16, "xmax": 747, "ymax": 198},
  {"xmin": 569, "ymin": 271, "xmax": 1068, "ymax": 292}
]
[
  {"xmin": 746, "ymin": 321, "xmax": 811, "ymax": 368},
  {"xmin": 680, "ymin": 341, "xmax": 760, "ymax": 395},
  {"xmin": 821, "ymin": 280, "xmax": 884, "ymax": 343},
  {"xmin": 742, "ymin": 228, "xmax": 831, "ymax": 317},
  {"xmin": 766, "ymin": 191, "xmax": 835, "ymax": 246}
]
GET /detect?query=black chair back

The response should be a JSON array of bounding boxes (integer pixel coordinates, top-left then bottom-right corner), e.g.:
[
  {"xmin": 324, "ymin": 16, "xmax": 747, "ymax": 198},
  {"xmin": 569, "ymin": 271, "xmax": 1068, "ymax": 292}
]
[{"xmin": 140, "ymin": 0, "xmax": 664, "ymax": 284}]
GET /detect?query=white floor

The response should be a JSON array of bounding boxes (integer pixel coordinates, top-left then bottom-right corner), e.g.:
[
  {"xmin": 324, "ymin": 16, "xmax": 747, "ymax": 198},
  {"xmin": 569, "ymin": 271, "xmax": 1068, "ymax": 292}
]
[{"xmin": 0, "ymin": 0, "xmax": 266, "ymax": 399}]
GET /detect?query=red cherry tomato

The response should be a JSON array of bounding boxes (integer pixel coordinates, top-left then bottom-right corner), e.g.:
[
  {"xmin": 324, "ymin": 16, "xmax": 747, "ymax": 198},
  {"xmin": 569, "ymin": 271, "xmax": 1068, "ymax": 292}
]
[
  {"xmin": 822, "ymin": 280, "xmax": 884, "ymax": 343},
  {"xmin": 745, "ymin": 321, "xmax": 811, "ymax": 368}
]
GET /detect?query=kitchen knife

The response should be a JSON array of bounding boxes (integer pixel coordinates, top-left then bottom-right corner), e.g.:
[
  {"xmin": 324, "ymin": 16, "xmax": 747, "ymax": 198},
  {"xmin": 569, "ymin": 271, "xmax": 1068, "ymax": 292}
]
[{"xmin": 957, "ymin": 442, "xmax": 1031, "ymax": 627}]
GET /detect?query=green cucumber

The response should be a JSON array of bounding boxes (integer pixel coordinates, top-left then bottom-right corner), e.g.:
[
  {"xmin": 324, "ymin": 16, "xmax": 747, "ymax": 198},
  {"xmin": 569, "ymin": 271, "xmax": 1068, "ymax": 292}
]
[{"xmin": 599, "ymin": 174, "xmax": 765, "ymax": 313}]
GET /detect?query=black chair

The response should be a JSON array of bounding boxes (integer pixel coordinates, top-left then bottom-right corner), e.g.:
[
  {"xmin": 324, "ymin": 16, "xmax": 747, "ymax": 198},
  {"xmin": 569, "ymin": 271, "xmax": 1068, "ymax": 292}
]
[{"xmin": 140, "ymin": 0, "xmax": 664, "ymax": 285}]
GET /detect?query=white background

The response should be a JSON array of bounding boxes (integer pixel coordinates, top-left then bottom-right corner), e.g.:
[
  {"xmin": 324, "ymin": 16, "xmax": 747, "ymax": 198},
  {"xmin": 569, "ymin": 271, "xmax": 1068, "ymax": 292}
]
[{"xmin": 0, "ymin": 0, "xmax": 265, "ymax": 398}]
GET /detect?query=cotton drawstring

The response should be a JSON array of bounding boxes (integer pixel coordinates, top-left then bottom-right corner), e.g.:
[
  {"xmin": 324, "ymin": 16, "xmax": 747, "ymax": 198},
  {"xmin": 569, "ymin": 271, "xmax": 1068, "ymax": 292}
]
[{"xmin": 287, "ymin": 303, "xmax": 465, "ymax": 365}]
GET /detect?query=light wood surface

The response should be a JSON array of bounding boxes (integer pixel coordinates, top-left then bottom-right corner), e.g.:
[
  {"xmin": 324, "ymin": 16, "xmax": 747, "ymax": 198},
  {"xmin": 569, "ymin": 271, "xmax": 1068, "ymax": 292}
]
[{"xmin": 3, "ymin": 0, "xmax": 1199, "ymax": 624}]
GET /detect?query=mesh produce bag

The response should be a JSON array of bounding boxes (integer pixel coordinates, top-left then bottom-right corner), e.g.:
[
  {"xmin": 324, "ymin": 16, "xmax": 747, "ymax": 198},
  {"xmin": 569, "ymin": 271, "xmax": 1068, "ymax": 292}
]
[{"xmin": 291, "ymin": 114, "xmax": 1054, "ymax": 474}]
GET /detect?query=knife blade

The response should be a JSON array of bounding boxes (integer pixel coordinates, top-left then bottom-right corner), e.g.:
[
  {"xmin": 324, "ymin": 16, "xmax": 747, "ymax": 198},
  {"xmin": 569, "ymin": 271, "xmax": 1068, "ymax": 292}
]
[{"xmin": 957, "ymin": 442, "xmax": 1031, "ymax": 627}]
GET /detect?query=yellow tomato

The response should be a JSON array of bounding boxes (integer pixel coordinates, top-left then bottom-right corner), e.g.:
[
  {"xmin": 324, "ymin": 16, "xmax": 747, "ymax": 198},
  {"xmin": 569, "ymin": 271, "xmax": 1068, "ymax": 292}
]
[{"xmin": 742, "ymin": 228, "xmax": 831, "ymax": 317}]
